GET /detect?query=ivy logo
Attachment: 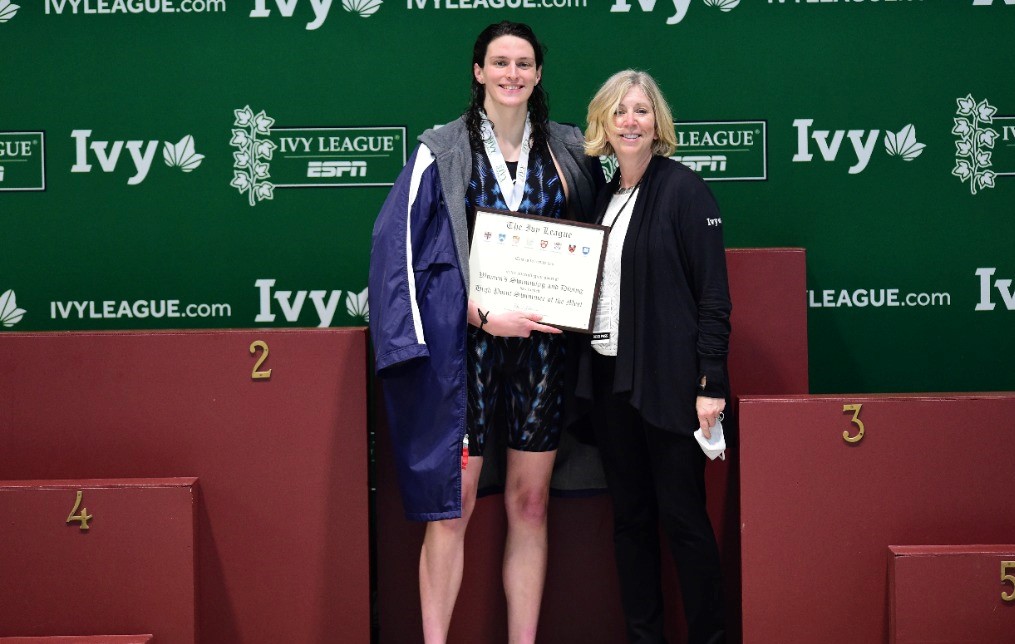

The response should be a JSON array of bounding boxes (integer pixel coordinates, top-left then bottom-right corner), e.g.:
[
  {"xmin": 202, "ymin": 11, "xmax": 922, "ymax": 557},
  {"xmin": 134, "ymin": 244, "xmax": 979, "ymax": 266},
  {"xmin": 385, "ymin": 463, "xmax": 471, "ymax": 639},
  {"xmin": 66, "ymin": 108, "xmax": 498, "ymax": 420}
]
[
  {"xmin": 254, "ymin": 279, "xmax": 368, "ymax": 326},
  {"xmin": 610, "ymin": 0, "xmax": 738, "ymax": 26},
  {"xmin": 792, "ymin": 119, "xmax": 925, "ymax": 175},
  {"xmin": 0, "ymin": 289, "xmax": 26, "ymax": 328},
  {"xmin": 163, "ymin": 135, "xmax": 205, "ymax": 173},
  {"xmin": 704, "ymin": 0, "xmax": 738, "ymax": 10},
  {"xmin": 343, "ymin": 0, "xmax": 383, "ymax": 17},
  {"xmin": 71, "ymin": 130, "xmax": 204, "ymax": 185},
  {"xmin": 0, "ymin": 1, "xmax": 19, "ymax": 23},
  {"xmin": 249, "ymin": 0, "xmax": 382, "ymax": 30},
  {"xmin": 346, "ymin": 287, "xmax": 369, "ymax": 323},
  {"xmin": 883, "ymin": 124, "xmax": 925, "ymax": 161},
  {"xmin": 230, "ymin": 106, "xmax": 277, "ymax": 206},
  {"xmin": 952, "ymin": 95, "xmax": 999, "ymax": 195}
]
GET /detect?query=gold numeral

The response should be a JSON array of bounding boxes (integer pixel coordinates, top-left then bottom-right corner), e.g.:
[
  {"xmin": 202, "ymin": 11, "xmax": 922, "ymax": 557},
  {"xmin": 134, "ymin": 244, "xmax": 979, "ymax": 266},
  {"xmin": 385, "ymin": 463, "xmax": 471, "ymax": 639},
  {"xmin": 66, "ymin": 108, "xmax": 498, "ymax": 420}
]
[
  {"xmin": 842, "ymin": 403, "xmax": 864, "ymax": 444},
  {"xmin": 66, "ymin": 490, "xmax": 93, "ymax": 531},
  {"xmin": 1002, "ymin": 561, "xmax": 1015, "ymax": 602},
  {"xmin": 250, "ymin": 340, "xmax": 272, "ymax": 380}
]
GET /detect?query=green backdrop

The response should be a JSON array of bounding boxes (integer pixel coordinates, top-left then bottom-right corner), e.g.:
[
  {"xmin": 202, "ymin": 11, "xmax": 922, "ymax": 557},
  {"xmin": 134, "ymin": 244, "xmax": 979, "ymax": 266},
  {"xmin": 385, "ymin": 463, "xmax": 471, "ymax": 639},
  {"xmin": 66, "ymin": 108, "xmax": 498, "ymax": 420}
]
[{"xmin": 2, "ymin": 0, "xmax": 1013, "ymax": 394}]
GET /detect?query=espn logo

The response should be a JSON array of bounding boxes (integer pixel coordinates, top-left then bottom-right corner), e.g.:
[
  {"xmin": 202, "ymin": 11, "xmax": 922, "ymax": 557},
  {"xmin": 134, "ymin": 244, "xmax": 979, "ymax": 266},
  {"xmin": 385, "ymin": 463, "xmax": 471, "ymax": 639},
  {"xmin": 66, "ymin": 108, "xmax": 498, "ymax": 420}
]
[
  {"xmin": 673, "ymin": 155, "xmax": 728, "ymax": 173},
  {"xmin": 307, "ymin": 160, "xmax": 367, "ymax": 178}
]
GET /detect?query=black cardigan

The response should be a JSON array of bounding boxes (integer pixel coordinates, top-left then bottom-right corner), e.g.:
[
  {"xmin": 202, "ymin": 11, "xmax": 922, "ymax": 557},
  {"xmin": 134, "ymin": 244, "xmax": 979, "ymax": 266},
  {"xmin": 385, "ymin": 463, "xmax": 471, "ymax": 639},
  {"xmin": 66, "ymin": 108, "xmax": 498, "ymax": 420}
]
[{"xmin": 573, "ymin": 154, "xmax": 732, "ymax": 435}]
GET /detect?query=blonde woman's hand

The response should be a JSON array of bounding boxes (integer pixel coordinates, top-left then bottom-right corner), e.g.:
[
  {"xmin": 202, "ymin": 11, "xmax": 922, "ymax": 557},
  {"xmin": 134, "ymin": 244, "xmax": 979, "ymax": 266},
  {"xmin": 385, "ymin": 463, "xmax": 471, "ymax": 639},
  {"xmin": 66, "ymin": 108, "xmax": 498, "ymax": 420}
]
[{"xmin": 696, "ymin": 396, "xmax": 726, "ymax": 440}]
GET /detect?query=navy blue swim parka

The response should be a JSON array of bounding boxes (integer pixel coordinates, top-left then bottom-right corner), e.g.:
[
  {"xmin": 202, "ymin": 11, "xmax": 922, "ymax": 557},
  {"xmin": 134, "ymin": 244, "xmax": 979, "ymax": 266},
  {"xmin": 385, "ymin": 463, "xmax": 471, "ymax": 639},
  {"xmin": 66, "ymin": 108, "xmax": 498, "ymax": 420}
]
[{"xmin": 368, "ymin": 118, "xmax": 602, "ymax": 521}]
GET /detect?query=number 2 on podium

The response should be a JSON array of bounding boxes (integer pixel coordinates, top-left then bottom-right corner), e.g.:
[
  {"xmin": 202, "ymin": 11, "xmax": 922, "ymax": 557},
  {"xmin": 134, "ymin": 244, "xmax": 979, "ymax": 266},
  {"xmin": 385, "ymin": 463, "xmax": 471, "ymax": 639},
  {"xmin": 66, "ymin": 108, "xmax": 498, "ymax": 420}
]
[{"xmin": 250, "ymin": 340, "xmax": 272, "ymax": 380}]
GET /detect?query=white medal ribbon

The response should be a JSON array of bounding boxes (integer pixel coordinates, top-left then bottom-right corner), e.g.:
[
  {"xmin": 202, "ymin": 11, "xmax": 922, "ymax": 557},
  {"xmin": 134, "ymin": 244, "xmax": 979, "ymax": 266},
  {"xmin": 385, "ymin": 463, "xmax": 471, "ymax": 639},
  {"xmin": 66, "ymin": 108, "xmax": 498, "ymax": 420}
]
[{"xmin": 481, "ymin": 113, "xmax": 531, "ymax": 212}]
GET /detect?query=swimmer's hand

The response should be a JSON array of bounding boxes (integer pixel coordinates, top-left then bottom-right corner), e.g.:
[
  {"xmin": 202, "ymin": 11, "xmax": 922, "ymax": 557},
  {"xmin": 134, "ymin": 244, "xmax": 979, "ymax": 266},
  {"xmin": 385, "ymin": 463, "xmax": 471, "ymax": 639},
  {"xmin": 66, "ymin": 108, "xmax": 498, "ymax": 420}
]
[
  {"xmin": 485, "ymin": 311, "xmax": 562, "ymax": 337},
  {"xmin": 469, "ymin": 301, "xmax": 562, "ymax": 337}
]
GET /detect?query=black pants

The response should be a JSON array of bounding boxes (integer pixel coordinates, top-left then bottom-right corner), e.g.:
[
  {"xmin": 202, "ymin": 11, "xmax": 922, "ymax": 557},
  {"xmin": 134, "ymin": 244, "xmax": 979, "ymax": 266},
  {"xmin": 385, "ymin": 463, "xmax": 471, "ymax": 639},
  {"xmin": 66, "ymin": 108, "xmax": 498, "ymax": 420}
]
[{"xmin": 591, "ymin": 352, "xmax": 725, "ymax": 644}]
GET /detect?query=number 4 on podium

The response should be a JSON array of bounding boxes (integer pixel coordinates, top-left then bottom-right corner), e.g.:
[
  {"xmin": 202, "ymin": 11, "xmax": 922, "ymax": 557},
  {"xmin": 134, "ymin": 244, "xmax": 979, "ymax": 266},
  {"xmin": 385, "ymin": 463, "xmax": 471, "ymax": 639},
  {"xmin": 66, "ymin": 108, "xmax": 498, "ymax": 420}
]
[{"xmin": 66, "ymin": 490, "xmax": 93, "ymax": 531}]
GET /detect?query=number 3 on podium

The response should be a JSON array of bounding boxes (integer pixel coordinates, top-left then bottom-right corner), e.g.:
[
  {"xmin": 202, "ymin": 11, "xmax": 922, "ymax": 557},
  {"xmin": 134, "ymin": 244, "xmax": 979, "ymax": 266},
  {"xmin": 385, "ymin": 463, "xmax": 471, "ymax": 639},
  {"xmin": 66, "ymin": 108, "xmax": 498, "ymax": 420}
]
[{"xmin": 842, "ymin": 403, "xmax": 864, "ymax": 444}]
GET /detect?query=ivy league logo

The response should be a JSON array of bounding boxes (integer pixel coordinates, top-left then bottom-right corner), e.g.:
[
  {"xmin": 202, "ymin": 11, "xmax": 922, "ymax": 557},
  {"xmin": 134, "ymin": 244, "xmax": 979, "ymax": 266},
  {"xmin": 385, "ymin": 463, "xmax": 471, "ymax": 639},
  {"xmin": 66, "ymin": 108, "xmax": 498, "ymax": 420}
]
[{"xmin": 230, "ymin": 105, "xmax": 406, "ymax": 206}]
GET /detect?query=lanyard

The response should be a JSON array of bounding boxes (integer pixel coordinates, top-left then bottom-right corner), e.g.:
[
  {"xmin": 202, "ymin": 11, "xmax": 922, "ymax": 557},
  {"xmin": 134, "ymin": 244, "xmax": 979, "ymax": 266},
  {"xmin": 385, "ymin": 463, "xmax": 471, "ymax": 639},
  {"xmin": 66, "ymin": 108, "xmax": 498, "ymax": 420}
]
[
  {"xmin": 480, "ymin": 113, "xmax": 531, "ymax": 212},
  {"xmin": 602, "ymin": 182, "xmax": 640, "ymax": 228}
]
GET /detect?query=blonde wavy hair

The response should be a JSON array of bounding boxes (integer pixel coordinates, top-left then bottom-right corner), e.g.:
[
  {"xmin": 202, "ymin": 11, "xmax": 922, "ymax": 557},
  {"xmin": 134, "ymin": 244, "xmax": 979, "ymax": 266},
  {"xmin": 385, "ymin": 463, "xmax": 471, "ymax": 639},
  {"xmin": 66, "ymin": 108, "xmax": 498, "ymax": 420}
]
[{"xmin": 585, "ymin": 70, "xmax": 676, "ymax": 158}]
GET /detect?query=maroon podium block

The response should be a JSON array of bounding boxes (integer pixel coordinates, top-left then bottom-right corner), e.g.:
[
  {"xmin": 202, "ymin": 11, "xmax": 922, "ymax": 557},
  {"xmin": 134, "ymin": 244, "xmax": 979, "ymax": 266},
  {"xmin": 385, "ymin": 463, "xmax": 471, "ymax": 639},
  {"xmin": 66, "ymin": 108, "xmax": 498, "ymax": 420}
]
[
  {"xmin": 740, "ymin": 394, "xmax": 1015, "ymax": 644},
  {"xmin": 0, "ymin": 329, "xmax": 369, "ymax": 644},
  {"xmin": 0, "ymin": 479, "xmax": 196, "ymax": 643},
  {"xmin": 376, "ymin": 248, "xmax": 809, "ymax": 643},
  {"xmin": 889, "ymin": 545, "xmax": 1015, "ymax": 643}
]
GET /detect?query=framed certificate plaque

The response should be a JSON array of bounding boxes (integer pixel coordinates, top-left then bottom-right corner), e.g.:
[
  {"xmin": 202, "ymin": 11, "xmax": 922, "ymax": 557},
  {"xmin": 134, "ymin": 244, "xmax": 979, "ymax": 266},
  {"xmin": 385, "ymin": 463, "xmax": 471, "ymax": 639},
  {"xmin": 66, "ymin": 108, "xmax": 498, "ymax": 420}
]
[{"xmin": 469, "ymin": 207, "xmax": 608, "ymax": 333}]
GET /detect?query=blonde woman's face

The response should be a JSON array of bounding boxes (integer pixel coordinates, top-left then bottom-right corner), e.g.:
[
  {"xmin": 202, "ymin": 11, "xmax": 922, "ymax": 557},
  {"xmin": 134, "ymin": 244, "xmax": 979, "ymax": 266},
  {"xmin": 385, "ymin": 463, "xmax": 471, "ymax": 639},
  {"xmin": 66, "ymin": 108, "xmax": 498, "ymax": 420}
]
[{"xmin": 608, "ymin": 85, "xmax": 657, "ymax": 161}]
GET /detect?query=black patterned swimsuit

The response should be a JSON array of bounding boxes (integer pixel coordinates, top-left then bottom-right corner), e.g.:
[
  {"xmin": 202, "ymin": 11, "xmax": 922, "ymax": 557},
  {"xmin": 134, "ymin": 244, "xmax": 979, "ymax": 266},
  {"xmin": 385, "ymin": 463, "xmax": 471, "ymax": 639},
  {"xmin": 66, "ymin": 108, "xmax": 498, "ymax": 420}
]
[{"xmin": 465, "ymin": 137, "xmax": 567, "ymax": 455}]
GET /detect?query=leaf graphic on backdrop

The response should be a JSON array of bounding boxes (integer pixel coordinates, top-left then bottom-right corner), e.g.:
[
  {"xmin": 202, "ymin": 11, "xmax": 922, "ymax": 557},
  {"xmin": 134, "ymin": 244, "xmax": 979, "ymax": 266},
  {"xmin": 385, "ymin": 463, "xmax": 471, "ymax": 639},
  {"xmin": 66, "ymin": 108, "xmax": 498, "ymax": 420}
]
[
  {"xmin": 0, "ymin": 1, "xmax": 19, "ymax": 23},
  {"xmin": 976, "ymin": 100, "xmax": 997, "ymax": 124},
  {"xmin": 230, "ymin": 106, "xmax": 278, "ymax": 207},
  {"xmin": 952, "ymin": 118, "xmax": 972, "ymax": 136},
  {"xmin": 343, "ymin": 0, "xmax": 383, "ymax": 17},
  {"xmin": 704, "ymin": 0, "xmax": 739, "ymax": 11},
  {"xmin": 884, "ymin": 124, "xmax": 925, "ymax": 161},
  {"xmin": 255, "ymin": 183, "xmax": 275, "ymax": 201},
  {"xmin": 346, "ymin": 288, "xmax": 369, "ymax": 322},
  {"xmin": 231, "ymin": 172, "xmax": 251, "ymax": 192},
  {"xmin": 0, "ymin": 289, "xmax": 26, "ymax": 328},
  {"xmin": 254, "ymin": 111, "xmax": 275, "ymax": 134},
  {"xmin": 234, "ymin": 106, "xmax": 254, "ymax": 128},
  {"xmin": 955, "ymin": 94, "xmax": 975, "ymax": 116},
  {"xmin": 977, "ymin": 128, "xmax": 998, "ymax": 148},
  {"xmin": 951, "ymin": 95, "xmax": 999, "ymax": 194},
  {"xmin": 952, "ymin": 160, "xmax": 972, "ymax": 180},
  {"xmin": 256, "ymin": 139, "xmax": 277, "ymax": 160},
  {"xmin": 976, "ymin": 171, "xmax": 996, "ymax": 190},
  {"xmin": 163, "ymin": 135, "xmax": 205, "ymax": 172},
  {"xmin": 231, "ymin": 129, "xmax": 251, "ymax": 147}
]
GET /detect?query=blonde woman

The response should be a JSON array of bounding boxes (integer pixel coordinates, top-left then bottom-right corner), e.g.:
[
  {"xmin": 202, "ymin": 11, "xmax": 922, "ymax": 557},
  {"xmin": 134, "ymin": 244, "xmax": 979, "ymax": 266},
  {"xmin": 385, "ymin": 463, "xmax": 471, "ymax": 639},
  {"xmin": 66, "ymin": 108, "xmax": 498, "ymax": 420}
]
[{"xmin": 578, "ymin": 69, "xmax": 731, "ymax": 644}]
